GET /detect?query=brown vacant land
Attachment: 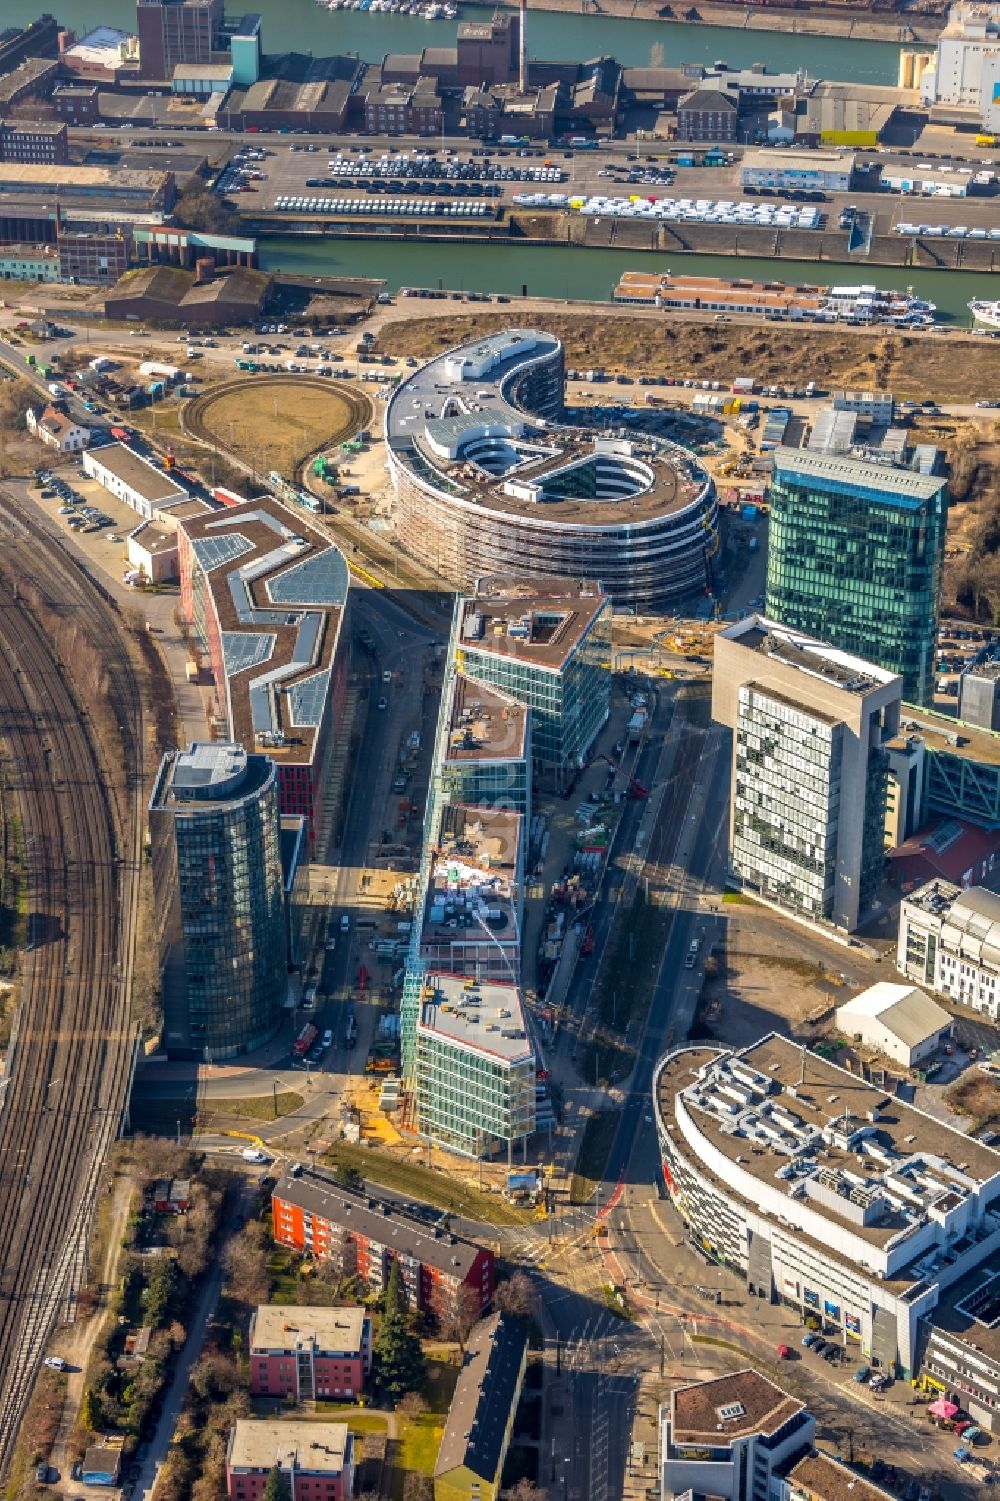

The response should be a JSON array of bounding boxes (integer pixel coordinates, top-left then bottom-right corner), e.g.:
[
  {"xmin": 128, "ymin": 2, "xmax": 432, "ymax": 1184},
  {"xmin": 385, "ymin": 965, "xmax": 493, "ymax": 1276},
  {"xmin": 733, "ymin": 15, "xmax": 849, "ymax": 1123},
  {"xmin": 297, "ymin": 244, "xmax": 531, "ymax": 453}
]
[
  {"xmin": 947, "ymin": 1071, "xmax": 1000, "ymax": 1133},
  {"xmin": 377, "ymin": 313, "xmax": 1000, "ymax": 404},
  {"xmin": 189, "ymin": 377, "xmax": 369, "ymax": 475}
]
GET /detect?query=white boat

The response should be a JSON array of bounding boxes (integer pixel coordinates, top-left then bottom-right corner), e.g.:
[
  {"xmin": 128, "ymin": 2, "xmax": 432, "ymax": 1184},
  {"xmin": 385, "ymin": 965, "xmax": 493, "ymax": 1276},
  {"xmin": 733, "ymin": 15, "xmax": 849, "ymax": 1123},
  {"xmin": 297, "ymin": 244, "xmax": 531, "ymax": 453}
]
[{"xmin": 970, "ymin": 299, "xmax": 1000, "ymax": 330}]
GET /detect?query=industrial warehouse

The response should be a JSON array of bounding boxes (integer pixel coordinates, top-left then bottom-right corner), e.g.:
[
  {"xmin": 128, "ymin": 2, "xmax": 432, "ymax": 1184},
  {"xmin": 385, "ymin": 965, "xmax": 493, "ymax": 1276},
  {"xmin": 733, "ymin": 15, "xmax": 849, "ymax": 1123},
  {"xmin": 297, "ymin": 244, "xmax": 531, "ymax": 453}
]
[{"xmin": 385, "ymin": 329, "xmax": 718, "ymax": 610}]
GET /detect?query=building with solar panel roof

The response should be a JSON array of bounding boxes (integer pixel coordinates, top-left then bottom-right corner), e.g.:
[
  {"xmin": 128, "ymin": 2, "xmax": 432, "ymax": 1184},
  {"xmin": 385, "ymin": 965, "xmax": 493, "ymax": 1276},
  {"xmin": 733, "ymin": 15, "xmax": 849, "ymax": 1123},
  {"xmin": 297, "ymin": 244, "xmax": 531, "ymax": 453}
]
[{"xmin": 178, "ymin": 497, "xmax": 350, "ymax": 842}]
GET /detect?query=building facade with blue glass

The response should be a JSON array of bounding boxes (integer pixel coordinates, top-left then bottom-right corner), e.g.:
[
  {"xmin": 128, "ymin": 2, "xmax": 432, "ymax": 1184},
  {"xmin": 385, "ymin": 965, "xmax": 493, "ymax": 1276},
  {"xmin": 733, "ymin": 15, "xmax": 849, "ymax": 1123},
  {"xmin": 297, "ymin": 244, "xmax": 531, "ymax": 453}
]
[
  {"xmin": 766, "ymin": 450, "xmax": 947, "ymax": 707},
  {"xmin": 150, "ymin": 742, "xmax": 287, "ymax": 1061}
]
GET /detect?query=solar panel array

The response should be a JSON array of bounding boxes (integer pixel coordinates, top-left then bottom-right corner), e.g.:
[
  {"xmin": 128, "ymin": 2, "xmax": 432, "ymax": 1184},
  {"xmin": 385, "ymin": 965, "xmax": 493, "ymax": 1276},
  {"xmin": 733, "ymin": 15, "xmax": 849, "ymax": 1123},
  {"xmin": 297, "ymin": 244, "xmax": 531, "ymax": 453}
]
[
  {"xmin": 190, "ymin": 532, "xmax": 255, "ymax": 573},
  {"xmin": 222, "ymin": 631, "xmax": 277, "ymax": 677},
  {"xmin": 287, "ymin": 669, "xmax": 331, "ymax": 728},
  {"xmin": 267, "ymin": 548, "xmax": 349, "ymax": 607}
]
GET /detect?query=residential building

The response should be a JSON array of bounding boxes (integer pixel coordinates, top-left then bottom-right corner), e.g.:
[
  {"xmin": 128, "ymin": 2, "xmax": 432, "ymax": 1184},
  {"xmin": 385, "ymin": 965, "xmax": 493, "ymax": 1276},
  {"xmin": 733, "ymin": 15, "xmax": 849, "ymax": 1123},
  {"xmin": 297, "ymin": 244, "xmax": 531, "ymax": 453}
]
[
  {"xmin": 248, "ymin": 1305, "xmax": 370, "ymax": 1400},
  {"xmin": 137, "ymin": 0, "xmax": 224, "ymax": 79},
  {"xmin": 712, "ymin": 616, "xmax": 902, "ymax": 932},
  {"xmin": 765, "ymin": 449, "xmax": 948, "ymax": 705},
  {"xmin": 437, "ymin": 675, "xmax": 531, "ymax": 819},
  {"xmin": 83, "ymin": 442, "xmax": 186, "ymax": 519},
  {"xmin": 434, "ymin": 1313, "xmax": 528, "ymax": 1501},
  {"xmin": 653, "ymin": 1034, "xmax": 1000, "ymax": 1376},
  {"xmin": 0, "ymin": 122, "xmax": 67, "ymax": 165},
  {"xmin": 272, "ymin": 1166, "xmax": 495, "ymax": 1320},
  {"xmin": 960, "ymin": 653, "xmax": 1000, "ymax": 731},
  {"xmin": 898, "ymin": 879, "xmax": 1000, "ymax": 1018},
  {"xmin": 415, "ymin": 972, "xmax": 536, "ymax": 1158},
  {"xmin": 782, "ymin": 1452, "xmax": 898, "ymax": 1501},
  {"xmin": 419, "ymin": 806, "xmax": 524, "ymax": 983},
  {"xmin": 740, "ymin": 148, "xmax": 855, "ymax": 192},
  {"xmin": 454, "ymin": 581, "xmax": 611, "ymax": 793},
  {"xmin": 658, "ymin": 1369, "xmax": 815, "ymax": 1501},
  {"xmin": 177, "ymin": 498, "xmax": 350, "ymax": 839},
  {"xmin": 676, "ymin": 85, "xmax": 739, "ymax": 141},
  {"xmin": 833, "ymin": 980, "xmax": 952, "ymax": 1067},
  {"xmin": 225, "ymin": 1421, "xmax": 353, "ymax": 1501},
  {"xmin": 915, "ymin": 1264, "xmax": 1000, "ymax": 1433},
  {"xmin": 149, "ymin": 742, "xmax": 287, "ymax": 1060},
  {"xmin": 27, "ymin": 405, "xmax": 90, "ymax": 452}
]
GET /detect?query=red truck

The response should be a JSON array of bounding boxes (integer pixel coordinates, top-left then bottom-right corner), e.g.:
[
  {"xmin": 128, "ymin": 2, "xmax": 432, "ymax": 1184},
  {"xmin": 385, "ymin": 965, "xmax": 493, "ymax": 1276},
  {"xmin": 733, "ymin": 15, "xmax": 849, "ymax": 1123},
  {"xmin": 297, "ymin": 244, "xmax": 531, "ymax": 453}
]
[{"xmin": 293, "ymin": 1023, "xmax": 318, "ymax": 1058}]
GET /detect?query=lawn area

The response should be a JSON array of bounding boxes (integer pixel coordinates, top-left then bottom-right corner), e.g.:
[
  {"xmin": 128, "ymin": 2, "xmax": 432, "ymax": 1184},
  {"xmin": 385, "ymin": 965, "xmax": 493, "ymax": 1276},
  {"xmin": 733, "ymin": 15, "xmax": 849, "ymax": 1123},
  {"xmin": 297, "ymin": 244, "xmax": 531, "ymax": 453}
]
[
  {"xmin": 321, "ymin": 1140, "xmax": 531, "ymax": 1228},
  {"xmin": 194, "ymin": 378, "xmax": 365, "ymax": 475},
  {"xmin": 570, "ymin": 1110, "xmax": 619, "ymax": 1204},
  {"xmin": 393, "ymin": 1414, "xmax": 445, "ymax": 1497},
  {"xmin": 196, "ymin": 1090, "xmax": 304, "ymax": 1124}
]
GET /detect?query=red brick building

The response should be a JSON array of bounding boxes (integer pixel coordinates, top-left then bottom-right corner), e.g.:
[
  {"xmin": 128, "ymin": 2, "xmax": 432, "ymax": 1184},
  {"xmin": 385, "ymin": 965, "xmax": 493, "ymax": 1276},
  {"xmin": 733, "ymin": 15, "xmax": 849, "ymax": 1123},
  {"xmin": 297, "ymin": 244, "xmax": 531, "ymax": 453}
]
[
  {"xmin": 272, "ymin": 1168, "xmax": 495, "ymax": 1322},
  {"xmin": 226, "ymin": 1422, "xmax": 353, "ymax": 1501},
  {"xmin": 249, "ymin": 1305, "xmax": 370, "ymax": 1401}
]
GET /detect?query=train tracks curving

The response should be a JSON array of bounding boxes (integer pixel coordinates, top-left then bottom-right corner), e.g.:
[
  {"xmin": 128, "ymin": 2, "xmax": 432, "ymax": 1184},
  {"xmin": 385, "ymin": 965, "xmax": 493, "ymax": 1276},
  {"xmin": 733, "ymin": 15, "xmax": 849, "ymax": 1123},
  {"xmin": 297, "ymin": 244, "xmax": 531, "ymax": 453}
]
[{"xmin": 0, "ymin": 493, "xmax": 143, "ymax": 1470}]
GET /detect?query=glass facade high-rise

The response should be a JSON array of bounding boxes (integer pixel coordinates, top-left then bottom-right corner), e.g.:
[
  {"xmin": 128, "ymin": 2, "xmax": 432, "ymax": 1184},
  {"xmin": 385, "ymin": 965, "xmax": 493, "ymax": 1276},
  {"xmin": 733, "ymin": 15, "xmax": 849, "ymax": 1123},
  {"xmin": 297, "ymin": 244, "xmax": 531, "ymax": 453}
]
[
  {"xmin": 150, "ymin": 742, "xmax": 287, "ymax": 1060},
  {"xmin": 766, "ymin": 450, "xmax": 947, "ymax": 706}
]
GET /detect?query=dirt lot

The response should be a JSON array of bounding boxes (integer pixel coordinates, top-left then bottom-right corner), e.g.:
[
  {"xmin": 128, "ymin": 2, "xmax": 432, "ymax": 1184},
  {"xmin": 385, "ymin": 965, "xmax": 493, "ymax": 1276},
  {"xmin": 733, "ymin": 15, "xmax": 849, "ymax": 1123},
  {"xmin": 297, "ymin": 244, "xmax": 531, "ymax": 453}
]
[
  {"xmin": 694, "ymin": 901, "xmax": 886, "ymax": 1049},
  {"xmin": 947, "ymin": 1070, "xmax": 1000, "ymax": 1133},
  {"xmin": 376, "ymin": 313, "xmax": 1000, "ymax": 404}
]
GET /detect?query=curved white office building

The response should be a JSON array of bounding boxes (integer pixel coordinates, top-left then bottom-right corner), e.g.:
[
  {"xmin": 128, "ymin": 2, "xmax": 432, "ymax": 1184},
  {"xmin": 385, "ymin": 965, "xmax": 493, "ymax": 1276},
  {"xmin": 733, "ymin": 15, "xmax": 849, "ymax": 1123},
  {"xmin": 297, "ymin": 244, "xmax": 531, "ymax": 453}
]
[
  {"xmin": 653, "ymin": 1036, "xmax": 1000, "ymax": 1378},
  {"xmin": 385, "ymin": 329, "xmax": 718, "ymax": 609}
]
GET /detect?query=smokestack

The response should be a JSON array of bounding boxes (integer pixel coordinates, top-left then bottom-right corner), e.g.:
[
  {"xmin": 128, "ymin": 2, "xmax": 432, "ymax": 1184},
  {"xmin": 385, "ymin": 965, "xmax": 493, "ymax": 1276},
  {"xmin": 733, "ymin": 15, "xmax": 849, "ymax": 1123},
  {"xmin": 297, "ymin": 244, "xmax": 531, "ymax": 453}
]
[{"xmin": 519, "ymin": 0, "xmax": 528, "ymax": 95}]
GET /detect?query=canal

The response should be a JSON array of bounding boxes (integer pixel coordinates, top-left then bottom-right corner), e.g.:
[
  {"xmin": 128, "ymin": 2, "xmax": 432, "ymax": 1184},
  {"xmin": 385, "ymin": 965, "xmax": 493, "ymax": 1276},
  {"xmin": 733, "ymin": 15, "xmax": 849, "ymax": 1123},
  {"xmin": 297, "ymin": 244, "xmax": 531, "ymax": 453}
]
[
  {"xmin": 11, "ymin": 0, "xmax": 903, "ymax": 80},
  {"xmin": 258, "ymin": 237, "xmax": 995, "ymax": 323}
]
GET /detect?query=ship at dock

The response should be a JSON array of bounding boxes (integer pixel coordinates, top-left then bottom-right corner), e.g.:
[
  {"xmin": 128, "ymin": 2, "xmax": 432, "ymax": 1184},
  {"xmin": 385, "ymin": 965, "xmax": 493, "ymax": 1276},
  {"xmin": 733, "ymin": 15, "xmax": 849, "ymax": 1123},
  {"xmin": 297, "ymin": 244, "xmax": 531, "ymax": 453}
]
[
  {"xmin": 969, "ymin": 299, "xmax": 1000, "ymax": 330},
  {"xmin": 614, "ymin": 271, "xmax": 938, "ymax": 327}
]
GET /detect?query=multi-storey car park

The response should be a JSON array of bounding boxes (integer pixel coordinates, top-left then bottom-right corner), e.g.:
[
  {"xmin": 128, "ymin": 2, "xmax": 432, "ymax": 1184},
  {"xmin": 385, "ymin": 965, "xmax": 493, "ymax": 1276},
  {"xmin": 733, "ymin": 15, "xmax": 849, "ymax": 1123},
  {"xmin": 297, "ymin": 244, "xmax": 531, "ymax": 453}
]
[
  {"xmin": 385, "ymin": 329, "xmax": 719, "ymax": 609},
  {"xmin": 653, "ymin": 1035, "xmax": 1000, "ymax": 1377}
]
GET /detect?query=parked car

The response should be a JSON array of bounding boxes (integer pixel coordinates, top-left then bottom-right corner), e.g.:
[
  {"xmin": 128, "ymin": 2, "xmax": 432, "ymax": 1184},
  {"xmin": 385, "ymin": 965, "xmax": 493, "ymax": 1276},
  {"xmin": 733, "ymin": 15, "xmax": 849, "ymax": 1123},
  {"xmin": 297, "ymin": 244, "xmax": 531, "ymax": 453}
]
[
  {"xmin": 853, "ymin": 1365, "xmax": 871, "ymax": 1383},
  {"xmin": 801, "ymin": 1332, "xmax": 818, "ymax": 1348},
  {"xmin": 812, "ymin": 1338, "xmax": 828, "ymax": 1354}
]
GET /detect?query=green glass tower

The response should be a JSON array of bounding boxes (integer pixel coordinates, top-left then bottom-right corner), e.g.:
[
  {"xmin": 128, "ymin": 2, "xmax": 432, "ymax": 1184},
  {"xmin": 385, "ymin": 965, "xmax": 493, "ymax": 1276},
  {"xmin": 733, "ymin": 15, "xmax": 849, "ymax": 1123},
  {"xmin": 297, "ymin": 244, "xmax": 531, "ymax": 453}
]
[{"xmin": 765, "ymin": 450, "xmax": 947, "ymax": 706}]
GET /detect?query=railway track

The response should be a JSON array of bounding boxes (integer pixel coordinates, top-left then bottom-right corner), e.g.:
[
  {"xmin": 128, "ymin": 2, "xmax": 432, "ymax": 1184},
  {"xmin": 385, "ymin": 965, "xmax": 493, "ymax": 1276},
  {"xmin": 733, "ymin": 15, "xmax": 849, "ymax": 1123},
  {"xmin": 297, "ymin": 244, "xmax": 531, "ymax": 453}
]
[{"xmin": 0, "ymin": 493, "xmax": 143, "ymax": 1471}]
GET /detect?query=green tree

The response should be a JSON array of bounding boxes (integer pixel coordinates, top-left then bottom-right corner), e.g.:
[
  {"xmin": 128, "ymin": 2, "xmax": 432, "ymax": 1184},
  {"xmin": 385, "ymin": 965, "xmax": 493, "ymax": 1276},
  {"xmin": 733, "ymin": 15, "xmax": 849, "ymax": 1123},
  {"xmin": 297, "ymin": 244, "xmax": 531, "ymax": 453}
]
[
  {"xmin": 333, "ymin": 1163, "xmax": 365, "ymax": 1193},
  {"xmin": 262, "ymin": 1465, "xmax": 292, "ymax": 1501},
  {"xmin": 384, "ymin": 1258, "xmax": 408, "ymax": 1318},
  {"xmin": 374, "ymin": 1310, "xmax": 425, "ymax": 1402}
]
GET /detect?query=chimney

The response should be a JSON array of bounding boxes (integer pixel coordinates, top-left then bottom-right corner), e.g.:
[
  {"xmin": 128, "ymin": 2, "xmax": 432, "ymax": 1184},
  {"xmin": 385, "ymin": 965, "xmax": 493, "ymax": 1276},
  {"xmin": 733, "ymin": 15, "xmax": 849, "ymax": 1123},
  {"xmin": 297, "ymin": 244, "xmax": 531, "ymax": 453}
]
[
  {"xmin": 194, "ymin": 256, "xmax": 214, "ymax": 285},
  {"xmin": 518, "ymin": 0, "xmax": 528, "ymax": 95}
]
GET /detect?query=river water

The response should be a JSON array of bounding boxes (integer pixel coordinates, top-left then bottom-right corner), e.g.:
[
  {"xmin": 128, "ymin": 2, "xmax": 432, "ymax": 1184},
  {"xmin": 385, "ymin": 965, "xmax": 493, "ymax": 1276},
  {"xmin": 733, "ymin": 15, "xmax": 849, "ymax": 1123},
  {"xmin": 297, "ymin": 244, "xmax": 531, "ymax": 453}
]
[
  {"xmin": 257, "ymin": 236, "xmax": 996, "ymax": 322},
  {"xmin": 8, "ymin": 0, "xmax": 902, "ymax": 79}
]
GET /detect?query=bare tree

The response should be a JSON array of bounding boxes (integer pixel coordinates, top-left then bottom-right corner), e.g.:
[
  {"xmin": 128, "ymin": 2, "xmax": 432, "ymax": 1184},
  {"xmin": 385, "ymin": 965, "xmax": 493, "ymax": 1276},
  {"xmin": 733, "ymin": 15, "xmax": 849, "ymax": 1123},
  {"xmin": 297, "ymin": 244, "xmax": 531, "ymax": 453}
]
[
  {"xmin": 224, "ymin": 1219, "xmax": 271, "ymax": 1306},
  {"xmin": 403, "ymin": 1476, "xmax": 434, "ymax": 1501},
  {"xmin": 493, "ymin": 1271, "xmax": 538, "ymax": 1322},
  {"xmin": 441, "ymin": 1282, "xmax": 482, "ymax": 1354},
  {"xmin": 502, "ymin": 1481, "xmax": 548, "ymax": 1501},
  {"xmin": 396, "ymin": 1392, "xmax": 428, "ymax": 1420}
]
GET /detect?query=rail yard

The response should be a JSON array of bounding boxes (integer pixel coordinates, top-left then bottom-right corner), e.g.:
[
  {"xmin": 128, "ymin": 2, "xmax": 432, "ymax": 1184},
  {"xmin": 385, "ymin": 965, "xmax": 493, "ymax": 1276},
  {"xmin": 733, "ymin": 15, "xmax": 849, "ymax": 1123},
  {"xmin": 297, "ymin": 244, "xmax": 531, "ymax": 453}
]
[{"xmin": 0, "ymin": 495, "xmax": 142, "ymax": 1468}]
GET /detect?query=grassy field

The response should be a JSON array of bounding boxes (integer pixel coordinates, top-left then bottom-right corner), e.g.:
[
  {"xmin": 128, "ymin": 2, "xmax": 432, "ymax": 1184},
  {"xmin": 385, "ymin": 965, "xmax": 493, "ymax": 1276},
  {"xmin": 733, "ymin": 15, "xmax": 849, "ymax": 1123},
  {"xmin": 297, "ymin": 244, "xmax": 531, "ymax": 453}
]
[
  {"xmin": 193, "ymin": 380, "xmax": 363, "ymax": 476},
  {"xmin": 321, "ymin": 1140, "xmax": 529, "ymax": 1228},
  {"xmin": 377, "ymin": 313, "xmax": 1000, "ymax": 403},
  {"xmin": 570, "ymin": 1110, "xmax": 619, "ymax": 1204},
  {"xmin": 393, "ymin": 1414, "xmax": 444, "ymax": 1496},
  {"xmin": 194, "ymin": 1090, "xmax": 304, "ymax": 1124}
]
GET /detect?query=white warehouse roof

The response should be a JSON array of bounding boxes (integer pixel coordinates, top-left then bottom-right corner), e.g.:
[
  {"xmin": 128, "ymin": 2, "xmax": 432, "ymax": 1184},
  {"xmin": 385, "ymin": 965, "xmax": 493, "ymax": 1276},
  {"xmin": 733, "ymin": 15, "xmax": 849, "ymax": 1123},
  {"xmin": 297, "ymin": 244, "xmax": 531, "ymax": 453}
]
[{"xmin": 836, "ymin": 982, "xmax": 950, "ymax": 1051}]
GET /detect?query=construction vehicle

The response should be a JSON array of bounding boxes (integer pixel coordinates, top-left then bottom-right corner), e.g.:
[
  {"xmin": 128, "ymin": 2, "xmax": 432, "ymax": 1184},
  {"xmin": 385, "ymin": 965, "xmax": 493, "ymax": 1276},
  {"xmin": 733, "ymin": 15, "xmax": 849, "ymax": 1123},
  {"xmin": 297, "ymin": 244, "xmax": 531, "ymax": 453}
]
[{"xmin": 595, "ymin": 753, "xmax": 648, "ymax": 799}]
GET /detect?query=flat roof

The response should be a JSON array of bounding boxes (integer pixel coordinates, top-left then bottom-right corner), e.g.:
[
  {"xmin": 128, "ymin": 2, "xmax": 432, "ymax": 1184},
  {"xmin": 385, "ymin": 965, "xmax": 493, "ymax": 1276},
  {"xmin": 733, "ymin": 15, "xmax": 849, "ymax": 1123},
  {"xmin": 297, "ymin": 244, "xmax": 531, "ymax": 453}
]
[
  {"xmin": 250, "ymin": 1304, "xmax": 366, "ymax": 1355},
  {"xmin": 435, "ymin": 1314, "xmax": 527, "ymax": 1483},
  {"xmin": 772, "ymin": 447, "xmax": 945, "ymax": 505},
  {"xmin": 899, "ymin": 704, "xmax": 1000, "ymax": 767},
  {"xmin": 130, "ymin": 520, "xmax": 180, "ymax": 556},
  {"xmin": 670, "ymin": 1369, "xmax": 806, "ymax": 1445},
  {"xmin": 656, "ymin": 1034, "xmax": 1000, "ymax": 1272},
  {"xmin": 272, "ymin": 1165, "xmax": 486, "ymax": 1278},
  {"xmin": 386, "ymin": 329, "xmax": 711, "ymax": 529},
  {"xmin": 180, "ymin": 497, "xmax": 347, "ymax": 768},
  {"xmin": 0, "ymin": 163, "xmax": 166, "ymax": 191},
  {"xmin": 459, "ymin": 580, "xmax": 607, "ymax": 673},
  {"xmin": 228, "ymin": 1421, "xmax": 350, "ymax": 1476},
  {"xmin": 719, "ymin": 615, "xmax": 899, "ymax": 693},
  {"xmin": 446, "ymin": 674, "xmax": 527, "ymax": 763},
  {"xmin": 418, "ymin": 972, "xmax": 533, "ymax": 1064},
  {"xmin": 88, "ymin": 443, "xmax": 186, "ymax": 506},
  {"xmin": 924, "ymin": 1264, "xmax": 1000, "ymax": 1367},
  {"xmin": 787, "ymin": 1452, "xmax": 897, "ymax": 1501},
  {"xmin": 151, "ymin": 742, "xmax": 273, "ymax": 809},
  {"xmin": 742, "ymin": 147, "xmax": 856, "ymax": 172}
]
